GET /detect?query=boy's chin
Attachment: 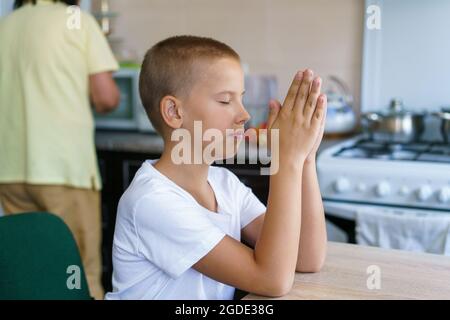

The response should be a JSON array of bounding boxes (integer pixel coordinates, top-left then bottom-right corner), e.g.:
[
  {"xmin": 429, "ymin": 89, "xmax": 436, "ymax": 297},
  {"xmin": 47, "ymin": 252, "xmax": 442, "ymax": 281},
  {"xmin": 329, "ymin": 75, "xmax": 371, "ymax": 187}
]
[
  {"xmin": 209, "ymin": 144, "xmax": 240, "ymax": 162},
  {"xmin": 225, "ymin": 140, "xmax": 242, "ymax": 158},
  {"xmin": 212, "ymin": 150, "xmax": 238, "ymax": 162},
  {"xmin": 200, "ymin": 139, "xmax": 243, "ymax": 163}
]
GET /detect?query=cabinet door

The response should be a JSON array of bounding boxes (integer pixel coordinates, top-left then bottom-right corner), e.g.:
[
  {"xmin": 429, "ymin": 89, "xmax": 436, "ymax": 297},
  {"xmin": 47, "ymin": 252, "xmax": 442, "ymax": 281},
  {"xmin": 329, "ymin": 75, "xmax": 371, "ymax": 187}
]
[
  {"xmin": 100, "ymin": 201, "xmax": 114, "ymax": 292},
  {"xmin": 122, "ymin": 159, "xmax": 145, "ymax": 191},
  {"xmin": 231, "ymin": 168, "xmax": 269, "ymax": 205}
]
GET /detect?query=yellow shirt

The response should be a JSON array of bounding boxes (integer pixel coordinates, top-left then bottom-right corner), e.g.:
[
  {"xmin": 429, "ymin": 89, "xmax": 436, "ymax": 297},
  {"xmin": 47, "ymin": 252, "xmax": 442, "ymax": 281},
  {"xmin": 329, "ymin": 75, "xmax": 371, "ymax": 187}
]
[{"xmin": 0, "ymin": 0, "xmax": 118, "ymax": 190}]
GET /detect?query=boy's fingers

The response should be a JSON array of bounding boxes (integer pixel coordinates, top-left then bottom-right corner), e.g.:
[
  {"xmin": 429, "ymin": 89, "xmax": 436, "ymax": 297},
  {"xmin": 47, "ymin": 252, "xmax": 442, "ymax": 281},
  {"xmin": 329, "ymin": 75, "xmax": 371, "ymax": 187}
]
[
  {"xmin": 321, "ymin": 95, "xmax": 328, "ymax": 126},
  {"xmin": 293, "ymin": 69, "xmax": 314, "ymax": 120},
  {"xmin": 303, "ymin": 77, "xmax": 322, "ymax": 124},
  {"xmin": 267, "ymin": 99, "xmax": 281, "ymax": 151},
  {"xmin": 267, "ymin": 99, "xmax": 281, "ymax": 129},
  {"xmin": 319, "ymin": 103, "xmax": 327, "ymax": 135},
  {"xmin": 317, "ymin": 98, "xmax": 327, "ymax": 144},
  {"xmin": 311, "ymin": 94, "xmax": 327, "ymax": 131},
  {"xmin": 281, "ymin": 71, "xmax": 303, "ymax": 113}
]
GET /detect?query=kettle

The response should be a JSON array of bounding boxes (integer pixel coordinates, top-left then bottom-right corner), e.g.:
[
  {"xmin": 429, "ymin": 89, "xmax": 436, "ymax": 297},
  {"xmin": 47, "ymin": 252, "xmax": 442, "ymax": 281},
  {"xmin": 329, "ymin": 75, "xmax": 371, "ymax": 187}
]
[{"xmin": 323, "ymin": 76, "xmax": 356, "ymax": 136}]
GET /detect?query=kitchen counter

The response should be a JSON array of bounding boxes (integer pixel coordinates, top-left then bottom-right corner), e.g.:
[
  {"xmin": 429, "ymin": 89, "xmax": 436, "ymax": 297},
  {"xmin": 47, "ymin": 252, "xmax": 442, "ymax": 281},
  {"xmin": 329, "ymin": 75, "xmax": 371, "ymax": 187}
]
[
  {"xmin": 95, "ymin": 130, "xmax": 165, "ymax": 154},
  {"xmin": 95, "ymin": 129, "xmax": 352, "ymax": 160},
  {"xmin": 243, "ymin": 242, "xmax": 450, "ymax": 300},
  {"xmin": 95, "ymin": 130, "xmax": 267, "ymax": 163}
]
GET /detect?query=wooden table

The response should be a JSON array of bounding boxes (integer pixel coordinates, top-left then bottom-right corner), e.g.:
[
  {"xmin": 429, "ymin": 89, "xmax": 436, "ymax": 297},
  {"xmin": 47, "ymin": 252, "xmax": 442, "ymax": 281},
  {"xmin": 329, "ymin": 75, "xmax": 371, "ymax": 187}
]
[{"xmin": 244, "ymin": 242, "xmax": 450, "ymax": 300}]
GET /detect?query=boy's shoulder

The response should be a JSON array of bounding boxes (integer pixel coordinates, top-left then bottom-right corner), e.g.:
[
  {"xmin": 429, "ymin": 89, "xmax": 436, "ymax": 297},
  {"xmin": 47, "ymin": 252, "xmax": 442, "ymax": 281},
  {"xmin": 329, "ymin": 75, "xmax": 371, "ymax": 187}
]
[{"xmin": 119, "ymin": 160, "xmax": 177, "ymax": 204}]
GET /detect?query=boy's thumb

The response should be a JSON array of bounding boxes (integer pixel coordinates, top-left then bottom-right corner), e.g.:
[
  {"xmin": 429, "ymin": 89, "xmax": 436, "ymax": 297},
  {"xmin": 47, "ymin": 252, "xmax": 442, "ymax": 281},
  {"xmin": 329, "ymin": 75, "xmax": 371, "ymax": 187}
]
[{"xmin": 267, "ymin": 99, "xmax": 281, "ymax": 129}]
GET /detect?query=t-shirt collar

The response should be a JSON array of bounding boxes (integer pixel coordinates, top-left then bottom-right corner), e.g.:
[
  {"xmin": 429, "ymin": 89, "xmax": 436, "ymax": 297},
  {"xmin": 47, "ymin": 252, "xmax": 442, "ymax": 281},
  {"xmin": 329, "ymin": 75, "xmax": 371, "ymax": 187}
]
[{"xmin": 144, "ymin": 159, "xmax": 230, "ymax": 216}]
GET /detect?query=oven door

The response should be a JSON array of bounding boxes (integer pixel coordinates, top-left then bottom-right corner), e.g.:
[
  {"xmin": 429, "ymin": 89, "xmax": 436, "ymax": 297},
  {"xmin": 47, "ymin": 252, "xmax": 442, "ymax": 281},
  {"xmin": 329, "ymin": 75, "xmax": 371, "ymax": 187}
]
[
  {"xmin": 324, "ymin": 199, "xmax": 450, "ymax": 254},
  {"xmin": 324, "ymin": 200, "xmax": 372, "ymax": 244}
]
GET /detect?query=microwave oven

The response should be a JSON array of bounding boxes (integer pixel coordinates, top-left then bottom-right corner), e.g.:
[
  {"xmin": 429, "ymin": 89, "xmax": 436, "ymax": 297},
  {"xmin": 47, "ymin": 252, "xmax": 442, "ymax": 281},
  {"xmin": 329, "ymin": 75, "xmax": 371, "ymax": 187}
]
[{"xmin": 94, "ymin": 67, "xmax": 156, "ymax": 133}]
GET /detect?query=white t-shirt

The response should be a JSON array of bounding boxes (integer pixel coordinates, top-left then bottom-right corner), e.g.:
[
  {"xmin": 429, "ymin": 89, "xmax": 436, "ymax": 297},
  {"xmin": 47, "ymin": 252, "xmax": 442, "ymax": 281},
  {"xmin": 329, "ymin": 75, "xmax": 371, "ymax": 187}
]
[{"xmin": 105, "ymin": 159, "xmax": 266, "ymax": 300}]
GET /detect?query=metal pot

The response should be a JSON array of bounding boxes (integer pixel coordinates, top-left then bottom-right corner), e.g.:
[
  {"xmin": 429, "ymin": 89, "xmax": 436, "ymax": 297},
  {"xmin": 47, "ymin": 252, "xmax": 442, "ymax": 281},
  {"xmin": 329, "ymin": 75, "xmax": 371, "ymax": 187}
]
[
  {"xmin": 433, "ymin": 107, "xmax": 450, "ymax": 143},
  {"xmin": 362, "ymin": 99, "xmax": 426, "ymax": 143}
]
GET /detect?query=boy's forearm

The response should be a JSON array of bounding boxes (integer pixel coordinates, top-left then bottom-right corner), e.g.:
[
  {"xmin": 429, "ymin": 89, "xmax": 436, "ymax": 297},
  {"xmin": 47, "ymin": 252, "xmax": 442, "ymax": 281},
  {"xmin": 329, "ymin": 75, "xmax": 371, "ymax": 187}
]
[
  {"xmin": 296, "ymin": 160, "xmax": 327, "ymax": 272},
  {"xmin": 254, "ymin": 158, "xmax": 303, "ymax": 287}
]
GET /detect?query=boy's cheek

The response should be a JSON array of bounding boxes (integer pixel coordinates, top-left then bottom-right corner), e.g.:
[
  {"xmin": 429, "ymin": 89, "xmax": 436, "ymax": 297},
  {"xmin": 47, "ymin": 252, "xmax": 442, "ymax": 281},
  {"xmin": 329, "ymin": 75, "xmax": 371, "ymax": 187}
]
[{"xmin": 211, "ymin": 137, "xmax": 240, "ymax": 159}]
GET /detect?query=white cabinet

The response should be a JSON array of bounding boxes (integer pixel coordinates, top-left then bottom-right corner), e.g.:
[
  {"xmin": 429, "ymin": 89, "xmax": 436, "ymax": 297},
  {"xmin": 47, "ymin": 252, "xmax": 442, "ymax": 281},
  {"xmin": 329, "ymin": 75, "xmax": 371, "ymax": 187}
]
[{"xmin": 361, "ymin": 0, "xmax": 450, "ymax": 112}]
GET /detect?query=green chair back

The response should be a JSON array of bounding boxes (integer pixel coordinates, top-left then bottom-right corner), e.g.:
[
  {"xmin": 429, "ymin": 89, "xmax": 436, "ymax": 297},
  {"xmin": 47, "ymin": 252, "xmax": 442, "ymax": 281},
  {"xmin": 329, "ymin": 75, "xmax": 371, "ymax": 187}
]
[{"xmin": 0, "ymin": 212, "xmax": 92, "ymax": 300}]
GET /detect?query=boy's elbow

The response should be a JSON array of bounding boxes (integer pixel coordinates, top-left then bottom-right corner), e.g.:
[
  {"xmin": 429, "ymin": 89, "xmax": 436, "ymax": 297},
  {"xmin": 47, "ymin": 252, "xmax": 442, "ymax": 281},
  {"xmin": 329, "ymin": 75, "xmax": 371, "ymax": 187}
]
[
  {"xmin": 296, "ymin": 265, "xmax": 322, "ymax": 274},
  {"xmin": 270, "ymin": 279, "xmax": 294, "ymax": 297},
  {"xmin": 258, "ymin": 272, "xmax": 294, "ymax": 298},
  {"xmin": 296, "ymin": 258, "xmax": 325, "ymax": 273}
]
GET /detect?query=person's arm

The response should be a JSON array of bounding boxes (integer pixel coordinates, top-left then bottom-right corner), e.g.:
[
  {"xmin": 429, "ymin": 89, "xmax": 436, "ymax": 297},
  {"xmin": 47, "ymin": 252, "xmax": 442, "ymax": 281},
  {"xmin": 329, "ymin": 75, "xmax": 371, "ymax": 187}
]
[
  {"xmin": 296, "ymin": 159, "xmax": 327, "ymax": 272},
  {"xmin": 296, "ymin": 81, "xmax": 328, "ymax": 272},
  {"xmin": 241, "ymin": 166, "xmax": 328, "ymax": 275},
  {"xmin": 267, "ymin": 76, "xmax": 328, "ymax": 272},
  {"xmin": 193, "ymin": 69, "xmax": 325, "ymax": 297},
  {"xmin": 194, "ymin": 161, "xmax": 302, "ymax": 297},
  {"xmin": 243, "ymin": 73, "xmax": 328, "ymax": 274},
  {"xmin": 89, "ymin": 71, "xmax": 120, "ymax": 114},
  {"xmin": 240, "ymin": 161, "xmax": 327, "ymax": 273}
]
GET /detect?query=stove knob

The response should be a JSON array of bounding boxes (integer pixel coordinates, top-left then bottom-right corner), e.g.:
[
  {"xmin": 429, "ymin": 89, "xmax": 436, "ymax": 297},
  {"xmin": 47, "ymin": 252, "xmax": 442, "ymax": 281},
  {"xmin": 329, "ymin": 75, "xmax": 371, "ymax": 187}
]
[
  {"xmin": 334, "ymin": 178, "xmax": 350, "ymax": 193},
  {"xmin": 416, "ymin": 185, "xmax": 433, "ymax": 202},
  {"xmin": 438, "ymin": 187, "xmax": 450, "ymax": 203},
  {"xmin": 399, "ymin": 186, "xmax": 410, "ymax": 196},
  {"xmin": 357, "ymin": 183, "xmax": 367, "ymax": 192},
  {"xmin": 375, "ymin": 181, "xmax": 391, "ymax": 197}
]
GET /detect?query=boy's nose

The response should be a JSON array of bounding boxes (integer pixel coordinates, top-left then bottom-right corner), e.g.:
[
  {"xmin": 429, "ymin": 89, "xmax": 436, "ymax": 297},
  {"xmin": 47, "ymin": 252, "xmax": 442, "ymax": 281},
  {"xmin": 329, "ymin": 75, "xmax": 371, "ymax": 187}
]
[{"xmin": 238, "ymin": 103, "xmax": 251, "ymax": 125}]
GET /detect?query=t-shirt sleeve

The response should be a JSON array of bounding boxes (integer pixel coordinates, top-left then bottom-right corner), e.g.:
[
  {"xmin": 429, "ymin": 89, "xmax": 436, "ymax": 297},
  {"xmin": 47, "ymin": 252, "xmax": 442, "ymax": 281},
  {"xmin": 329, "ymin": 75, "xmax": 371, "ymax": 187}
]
[
  {"xmin": 133, "ymin": 192, "xmax": 226, "ymax": 279},
  {"xmin": 84, "ymin": 13, "xmax": 119, "ymax": 74},
  {"xmin": 239, "ymin": 184, "xmax": 266, "ymax": 229},
  {"xmin": 227, "ymin": 172, "xmax": 266, "ymax": 229}
]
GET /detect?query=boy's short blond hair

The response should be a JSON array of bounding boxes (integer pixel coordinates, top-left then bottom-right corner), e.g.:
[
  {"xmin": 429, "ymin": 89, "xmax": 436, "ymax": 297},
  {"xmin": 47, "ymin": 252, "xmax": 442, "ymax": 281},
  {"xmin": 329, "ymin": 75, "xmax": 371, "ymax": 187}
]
[{"xmin": 139, "ymin": 35, "xmax": 241, "ymax": 137}]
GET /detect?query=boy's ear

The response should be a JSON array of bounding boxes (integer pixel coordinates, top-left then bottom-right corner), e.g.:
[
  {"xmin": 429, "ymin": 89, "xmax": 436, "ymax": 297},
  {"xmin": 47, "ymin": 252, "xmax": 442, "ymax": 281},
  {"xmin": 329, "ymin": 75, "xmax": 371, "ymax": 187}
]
[{"xmin": 160, "ymin": 96, "xmax": 183, "ymax": 129}]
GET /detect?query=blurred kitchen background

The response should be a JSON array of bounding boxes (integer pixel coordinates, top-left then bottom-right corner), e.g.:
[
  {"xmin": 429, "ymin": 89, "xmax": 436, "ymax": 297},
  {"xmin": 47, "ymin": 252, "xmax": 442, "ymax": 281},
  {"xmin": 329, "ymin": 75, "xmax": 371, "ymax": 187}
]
[
  {"xmin": 101, "ymin": 0, "xmax": 363, "ymax": 115},
  {"xmin": 1, "ymin": 0, "xmax": 450, "ymax": 293}
]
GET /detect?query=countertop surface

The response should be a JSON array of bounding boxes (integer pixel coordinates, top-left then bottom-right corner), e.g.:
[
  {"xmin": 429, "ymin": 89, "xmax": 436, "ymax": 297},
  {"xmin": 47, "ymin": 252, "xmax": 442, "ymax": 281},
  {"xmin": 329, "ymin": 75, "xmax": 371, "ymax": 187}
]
[
  {"xmin": 95, "ymin": 129, "xmax": 351, "ymax": 160},
  {"xmin": 95, "ymin": 130, "xmax": 165, "ymax": 154},
  {"xmin": 243, "ymin": 242, "xmax": 450, "ymax": 300}
]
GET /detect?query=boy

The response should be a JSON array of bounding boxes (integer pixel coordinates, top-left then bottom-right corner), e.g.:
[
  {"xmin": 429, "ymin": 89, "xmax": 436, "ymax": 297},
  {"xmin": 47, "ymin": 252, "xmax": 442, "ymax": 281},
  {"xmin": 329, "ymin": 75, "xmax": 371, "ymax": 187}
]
[{"xmin": 105, "ymin": 35, "xmax": 327, "ymax": 300}]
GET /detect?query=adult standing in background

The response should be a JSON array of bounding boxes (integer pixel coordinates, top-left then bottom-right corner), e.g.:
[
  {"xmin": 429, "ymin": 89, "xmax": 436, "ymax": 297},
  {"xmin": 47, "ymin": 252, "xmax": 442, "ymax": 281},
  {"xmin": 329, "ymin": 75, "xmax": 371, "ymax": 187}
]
[{"xmin": 0, "ymin": 0, "xmax": 120, "ymax": 299}]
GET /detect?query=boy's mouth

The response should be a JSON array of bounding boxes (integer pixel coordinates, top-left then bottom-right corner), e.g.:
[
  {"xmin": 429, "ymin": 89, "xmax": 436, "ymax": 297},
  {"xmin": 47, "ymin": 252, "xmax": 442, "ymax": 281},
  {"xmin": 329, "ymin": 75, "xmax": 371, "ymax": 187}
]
[{"xmin": 228, "ymin": 129, "xmax": 245, "ymax": 139}]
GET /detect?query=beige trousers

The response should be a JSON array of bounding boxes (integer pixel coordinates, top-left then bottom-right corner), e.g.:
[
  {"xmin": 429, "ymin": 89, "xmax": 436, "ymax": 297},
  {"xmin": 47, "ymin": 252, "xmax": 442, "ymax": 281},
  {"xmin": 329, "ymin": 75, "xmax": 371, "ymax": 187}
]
[{"xmin": 0, "ymin": 183, "xmax": 104, "ymax": 300}]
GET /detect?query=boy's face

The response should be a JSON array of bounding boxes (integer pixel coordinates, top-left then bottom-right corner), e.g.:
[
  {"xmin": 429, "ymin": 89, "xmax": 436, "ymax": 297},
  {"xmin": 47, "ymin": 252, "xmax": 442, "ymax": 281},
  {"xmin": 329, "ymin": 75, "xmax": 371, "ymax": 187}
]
[{"xmin": 179, "ymin": 57, "xmax": 251, "ymax": 161}]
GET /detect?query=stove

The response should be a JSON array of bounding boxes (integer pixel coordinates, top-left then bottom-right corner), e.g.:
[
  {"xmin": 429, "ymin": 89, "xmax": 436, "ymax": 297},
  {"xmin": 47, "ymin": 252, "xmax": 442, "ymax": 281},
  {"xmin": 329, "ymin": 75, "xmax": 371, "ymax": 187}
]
[
  {"xmin": 317, "ymin": 135, "xmax": 450, "ymax": 222},
  {"xmin": 334, "ymin": 139, "xmax": 450, "ymax": 163}
]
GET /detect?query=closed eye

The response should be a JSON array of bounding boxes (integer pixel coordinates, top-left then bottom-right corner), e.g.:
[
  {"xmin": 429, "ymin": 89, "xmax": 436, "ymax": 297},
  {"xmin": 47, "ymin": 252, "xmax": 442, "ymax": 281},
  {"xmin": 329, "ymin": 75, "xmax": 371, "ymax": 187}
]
[{"xmin": 219, "ymin": 101, "xmax": 231, "ymax": 105}]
